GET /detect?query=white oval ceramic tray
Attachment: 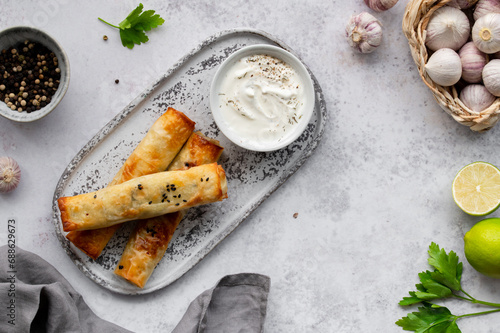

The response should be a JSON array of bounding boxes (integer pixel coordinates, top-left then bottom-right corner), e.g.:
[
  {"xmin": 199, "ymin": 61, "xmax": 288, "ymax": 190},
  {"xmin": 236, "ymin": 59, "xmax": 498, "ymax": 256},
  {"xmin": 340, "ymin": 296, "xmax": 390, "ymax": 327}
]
[{"xmin": 52, "ymin": 28, "xmax": 327, "ymax": 295}]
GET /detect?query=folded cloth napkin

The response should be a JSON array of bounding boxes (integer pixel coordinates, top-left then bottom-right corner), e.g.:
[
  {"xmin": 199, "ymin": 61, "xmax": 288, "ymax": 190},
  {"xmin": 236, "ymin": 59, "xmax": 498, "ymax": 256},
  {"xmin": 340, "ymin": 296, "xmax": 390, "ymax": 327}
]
[
  {"xmin": 0, "ymin": 245, "xmax": 131, "ymax": 333},
  {"xmin": 172, "ymin": 273, "xmax": 271, "ymax": 333},
  {"xmin": 0, "ymin": 245, "xmax": 271, "ymax": 333}
]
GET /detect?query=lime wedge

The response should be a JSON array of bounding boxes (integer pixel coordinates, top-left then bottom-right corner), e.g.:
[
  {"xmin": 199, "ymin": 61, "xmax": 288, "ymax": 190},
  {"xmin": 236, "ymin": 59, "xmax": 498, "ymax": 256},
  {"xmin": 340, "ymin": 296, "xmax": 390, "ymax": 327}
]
[{"xmin": 452, "ymin": 162, "xmax": 500, "ymax": 216}]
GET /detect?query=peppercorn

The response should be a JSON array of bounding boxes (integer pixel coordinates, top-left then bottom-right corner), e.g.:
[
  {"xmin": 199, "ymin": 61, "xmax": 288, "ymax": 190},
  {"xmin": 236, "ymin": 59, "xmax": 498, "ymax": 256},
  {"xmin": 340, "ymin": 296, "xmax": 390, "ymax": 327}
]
[
  {"xmin": 115, "ymin": 79, "xmax": 119, "ymax": 84},
  {"xmin": 0, "ymin": 40, "xmax": 61, "ymax": 113}
]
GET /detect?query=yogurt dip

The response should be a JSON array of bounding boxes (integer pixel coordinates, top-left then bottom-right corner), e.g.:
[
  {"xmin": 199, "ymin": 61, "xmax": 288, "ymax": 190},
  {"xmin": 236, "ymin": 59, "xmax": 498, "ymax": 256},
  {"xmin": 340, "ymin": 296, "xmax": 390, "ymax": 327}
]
[{"xmin": 216, "ymin": 53, "xmax": 308, "ymax": 148}]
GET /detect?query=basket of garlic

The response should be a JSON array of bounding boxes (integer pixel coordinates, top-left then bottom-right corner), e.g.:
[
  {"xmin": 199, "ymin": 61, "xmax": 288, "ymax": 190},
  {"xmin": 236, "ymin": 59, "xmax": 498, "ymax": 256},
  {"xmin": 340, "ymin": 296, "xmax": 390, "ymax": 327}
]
[{"xmin": 403, "ymin": 0, "xmax": 500, "ymax": 132}]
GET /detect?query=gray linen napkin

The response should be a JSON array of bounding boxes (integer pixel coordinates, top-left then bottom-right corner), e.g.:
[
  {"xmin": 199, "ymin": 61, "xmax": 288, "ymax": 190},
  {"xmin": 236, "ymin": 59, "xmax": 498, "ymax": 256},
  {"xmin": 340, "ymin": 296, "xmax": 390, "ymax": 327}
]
[
  {"xmin": 172, "ymin": 273, "xmax": 271, "ymax": 333},
  {"xmin": 0, "ymin": 245, "xmax": 271, "ymax": 333},
  {"xmin": 0, "ymin": 245, "xmax": 131, "ymax": 333}
]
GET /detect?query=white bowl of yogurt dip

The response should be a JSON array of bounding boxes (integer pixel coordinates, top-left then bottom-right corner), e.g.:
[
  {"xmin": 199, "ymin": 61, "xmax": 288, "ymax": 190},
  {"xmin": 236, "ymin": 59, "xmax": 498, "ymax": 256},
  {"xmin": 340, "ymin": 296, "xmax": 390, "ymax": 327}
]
[{"xmin": 210, "ymin": 44, "xmax": 315, "ymax": 152}]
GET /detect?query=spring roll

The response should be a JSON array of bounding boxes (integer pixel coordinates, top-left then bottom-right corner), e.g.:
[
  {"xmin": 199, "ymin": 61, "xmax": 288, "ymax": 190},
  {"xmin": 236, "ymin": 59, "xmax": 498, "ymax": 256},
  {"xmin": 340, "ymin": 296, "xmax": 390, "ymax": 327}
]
[
  {"xmin": 115, "ymin": 213, "xmax": 185, "ymax": 288},
  {"xmin": 65, "ymin": 107, "xmax": 195, "ymax": 259},
  {"xmin": 114, "ymin": 132, "xmax": 223, "ymax": 287},
  {"xmin": 58, "ymin": 163, "xmax": 228, "ymax": 232}
]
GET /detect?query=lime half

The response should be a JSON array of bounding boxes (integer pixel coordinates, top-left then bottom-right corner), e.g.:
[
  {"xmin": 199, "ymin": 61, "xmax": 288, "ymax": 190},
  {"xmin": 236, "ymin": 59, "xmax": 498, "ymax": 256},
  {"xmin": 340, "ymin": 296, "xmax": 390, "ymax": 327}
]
[{"xmin": 452, "ymin": 162, "xmax": 500, "ymax": 216}]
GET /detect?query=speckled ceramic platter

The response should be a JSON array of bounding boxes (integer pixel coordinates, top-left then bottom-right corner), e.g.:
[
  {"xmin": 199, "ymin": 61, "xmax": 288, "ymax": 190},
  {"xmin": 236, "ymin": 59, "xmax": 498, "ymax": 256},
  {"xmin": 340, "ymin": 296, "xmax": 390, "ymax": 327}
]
[{"xmin": 51, "ymin": 28, "xmax": 327, "ymax": 295}]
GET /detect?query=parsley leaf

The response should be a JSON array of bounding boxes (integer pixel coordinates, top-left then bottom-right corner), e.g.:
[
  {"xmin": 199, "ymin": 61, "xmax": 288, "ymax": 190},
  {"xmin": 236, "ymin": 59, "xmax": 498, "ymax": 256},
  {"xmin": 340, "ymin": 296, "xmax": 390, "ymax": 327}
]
[
  {"xmin": 396, "ymin": 303, "xmax": 460, "ymax": 333},
  {"xmin": 119, "ymin": 28, "xmax": 148, "ymax": 50},
  {"xmin": 98, "ymin": 3, "xmax": 165, "ymax": 49},
  {"xmin": 415, "ymin": 271, "xmax": 453, "ymax": 300},
  {"xmin": 397, "ymin": 243, "xmax": 500, "ymax": 332},
  {"xmin": 399, "ymin": 271, "xmax": 453, "ymax": 306},
  {"xmin": 118, "ymin": 3, "xmax": 144, "ymax": 30},
  {"xmin": 427, "ymin": 242, "xmax": 462, "ymax": 291}
]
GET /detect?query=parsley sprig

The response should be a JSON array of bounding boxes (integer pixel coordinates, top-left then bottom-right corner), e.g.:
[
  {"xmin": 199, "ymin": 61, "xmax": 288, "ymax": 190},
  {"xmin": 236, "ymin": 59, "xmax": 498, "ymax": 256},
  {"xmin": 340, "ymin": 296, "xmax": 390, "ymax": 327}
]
[
  {"xmin": 396, "ymin": 243, "xmax": 500, "ymax": 332},
  {"xmin": 98, "ymin": 3, "xmax": 165, "ymax": 49}
]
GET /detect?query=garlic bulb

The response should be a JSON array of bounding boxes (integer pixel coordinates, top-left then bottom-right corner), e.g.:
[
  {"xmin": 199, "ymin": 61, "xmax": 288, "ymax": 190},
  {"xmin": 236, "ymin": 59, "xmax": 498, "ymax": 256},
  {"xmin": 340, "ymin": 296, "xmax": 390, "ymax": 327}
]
[
  {"xmin": 425, "ymin": 48, "xmax": 462, "ymax": 86},
  {"xmin": 449, "ymin": 0, "xmax": 479, "ymax": 9},
  {"xmin": 0, "ymin": 156, "xmax": 21, "ymax": 193},
  {"xmin": 363, "ymin": 0, "xmax": 398, "ymax": 12},
  {"xmin": 483, "ymin": 59, "xmax": 500, "ymax": 96},
  {"xmin": 459, "ymin": 42, "xmax": 488, "ymax": 83},
  {"xmin": 472, "ymin": 13, "xmax": 500, "ymax": 54},
  {"xmin": 473, "ymin": 0, "xmax": 500, "ymax": 21},
  {"xmin": 460, "ymin": 84, "xmax": 496, "ymax": 112},
  {"xmin": 425, "ymin": 6, "xmax": 470, "ymax": 51},
  {"xmin": 345, "ymin": 12, "xmax": 383, "ymax": 53}
]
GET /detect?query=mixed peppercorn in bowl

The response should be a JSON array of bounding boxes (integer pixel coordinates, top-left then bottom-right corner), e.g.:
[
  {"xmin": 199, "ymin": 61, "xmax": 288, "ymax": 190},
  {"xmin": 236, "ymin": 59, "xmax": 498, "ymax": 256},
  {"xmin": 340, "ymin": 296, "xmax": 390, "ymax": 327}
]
[{"xmin": 0, "ymin": 26, "xmax": 69, "ymax": 122}]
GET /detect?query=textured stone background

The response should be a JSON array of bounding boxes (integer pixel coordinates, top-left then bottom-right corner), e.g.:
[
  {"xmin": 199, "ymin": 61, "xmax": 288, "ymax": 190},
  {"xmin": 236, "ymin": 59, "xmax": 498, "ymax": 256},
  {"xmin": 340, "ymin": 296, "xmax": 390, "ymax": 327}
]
[{"xmin": 1, "ymin": 1, "xmax": 500, "ymax": 332}]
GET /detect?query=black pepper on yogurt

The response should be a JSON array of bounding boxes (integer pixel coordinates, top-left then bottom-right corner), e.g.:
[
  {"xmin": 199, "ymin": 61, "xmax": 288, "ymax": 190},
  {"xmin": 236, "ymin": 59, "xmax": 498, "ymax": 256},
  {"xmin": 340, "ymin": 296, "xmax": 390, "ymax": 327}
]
[
  {"xmin": 217, "ymin": 53, "xmax": 306, "ymax": 146},
  {"xmin": 0, "ymin": 40, "xmax": 61, "ymax": 113}
]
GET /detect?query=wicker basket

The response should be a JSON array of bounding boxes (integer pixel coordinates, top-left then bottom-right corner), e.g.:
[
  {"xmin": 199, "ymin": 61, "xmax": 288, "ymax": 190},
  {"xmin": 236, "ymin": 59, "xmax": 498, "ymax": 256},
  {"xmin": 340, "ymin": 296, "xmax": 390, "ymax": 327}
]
[{"xmin": 402, "ymin": 0, "xmax": 500, "ymax": 132}]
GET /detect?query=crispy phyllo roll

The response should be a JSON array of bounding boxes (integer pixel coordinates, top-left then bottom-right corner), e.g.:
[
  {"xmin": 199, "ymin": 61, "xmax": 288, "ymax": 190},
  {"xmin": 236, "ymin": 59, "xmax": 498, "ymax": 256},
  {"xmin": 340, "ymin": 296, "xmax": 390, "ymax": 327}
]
[
  {"xmin": 65, "ymin": 107, "xmax": 195, "ymax": 259},
  {"xmin": 115, "ymin": 132, "xmax": 223, "ymax": 287},
  {"xmin": 58, "ymin": 163, "xmax": 228, "ymax": 232}
]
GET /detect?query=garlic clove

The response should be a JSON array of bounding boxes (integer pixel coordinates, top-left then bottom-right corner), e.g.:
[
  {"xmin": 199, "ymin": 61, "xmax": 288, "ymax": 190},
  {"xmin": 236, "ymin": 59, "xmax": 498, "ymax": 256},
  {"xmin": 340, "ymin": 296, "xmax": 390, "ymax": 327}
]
[
  {"xmin": 345, "ymin": 12, "xmax": 383, "ymax": 54},
  {"xmin": 449, "ymin": 0, "xmax": 479, "ymax": 9},
  {"xmin": 472, "ymin": 13, "xmax": 500, "ymax": 54},
  {"xmin": 425, "ymin": 6, "xmax": 470, "ymax": 52},
  {"xmin": 0, "ymin": 156, "xmax": 21, "ymax": 193},
  {"xmin": 483, "ymin": 59, "xmax": 500, "ymax": 96},
  {"xmin": 459, "ymin": 42, "xmax": 489, "ymax": 83},
  {"xmin": 425, "ymin": 48, "xmax": 462, "ymax": 87},
  {"xmin": 473, "ymin": 0, "xmax": 500, "ymax": 21},
  {"xmin": 363, "ymin": 0, "xmax": 398, "ymax": 12},
  {"xmin": 459, "ymin": 84, "xmax": 496, "ymax": 112}
]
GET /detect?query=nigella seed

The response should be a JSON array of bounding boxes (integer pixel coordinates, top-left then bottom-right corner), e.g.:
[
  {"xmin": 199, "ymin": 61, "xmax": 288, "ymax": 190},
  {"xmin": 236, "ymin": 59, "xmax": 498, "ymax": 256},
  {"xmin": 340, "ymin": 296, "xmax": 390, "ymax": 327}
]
[
  {"xmin": 175, "ymin": 203, "xmax": 179, "ymax": 206},
  {"xmin": 94, "ymin": 195, "xmax": 97, "ymax": 199},
  {"xmin": 173, "ymin": 195, "xmax": 177, "ymax": 198},
  {"xmin": 178, "ymin": 194, "xmax": 181, "ymax": 198},
  {"xmin": 206, "ymin": 177, "xmax": 209, "ymax": 181},
  {"xmin": 138, "ymin": 184, "xmax": 143, "ymax": 190},
  {"xmin": 183, "ymin": 200, "xmax": 187, "ymax": 202},
  {"xmin": 119, "ymin": 265, "xmax": 123, "ymax": 269},
  {"xmin": 148, "ymin": 201, "xmax": 152, "ymax": 204},
  {"xmin": 167, "ymin": 199, "xmax": 170, "ymax": 203},
  {"xmin": 200, "ymin": 178, "xmax": 203, "ymax": 182}
]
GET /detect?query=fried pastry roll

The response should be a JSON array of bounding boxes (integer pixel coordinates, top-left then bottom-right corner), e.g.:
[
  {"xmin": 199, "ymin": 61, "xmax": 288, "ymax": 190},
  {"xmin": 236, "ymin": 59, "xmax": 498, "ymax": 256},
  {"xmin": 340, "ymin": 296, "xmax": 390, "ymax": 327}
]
[
  {"xmin": 58, "ymin": 163, "xmax": 228, "ymax": 232},
  {"xmin": 64, "ymin": 107, "xmax": 195, "ymax": 259},
  {"xmin": 114, "ymin": 132, "xmax": 223, "ymax": 287}
]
